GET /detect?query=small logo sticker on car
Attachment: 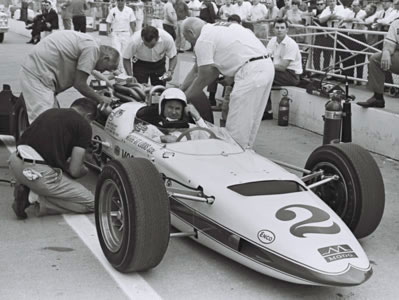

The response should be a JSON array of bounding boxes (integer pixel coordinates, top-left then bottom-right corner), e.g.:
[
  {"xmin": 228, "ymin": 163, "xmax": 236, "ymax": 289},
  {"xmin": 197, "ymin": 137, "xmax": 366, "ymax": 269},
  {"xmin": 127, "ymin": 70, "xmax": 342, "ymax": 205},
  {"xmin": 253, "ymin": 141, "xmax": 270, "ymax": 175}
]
[
  {"xmin": 318, "ymin": 244, "xmax": 358, "ymax": 263},
  {"xmin": 257, "ymin": 230, "xmax": 275, "ymax": 244}
]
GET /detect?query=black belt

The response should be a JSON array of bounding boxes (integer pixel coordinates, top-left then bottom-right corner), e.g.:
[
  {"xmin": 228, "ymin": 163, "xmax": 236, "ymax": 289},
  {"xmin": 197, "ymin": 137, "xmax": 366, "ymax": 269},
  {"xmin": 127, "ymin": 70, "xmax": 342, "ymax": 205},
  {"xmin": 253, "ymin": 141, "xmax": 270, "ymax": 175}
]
[
  {"xmin": 17, "ymin": 151, "xmax": 47, "ymax": 165},
  {"xmin": 247, "ymin": 55, "xmax": 270, "ymax": 63}
]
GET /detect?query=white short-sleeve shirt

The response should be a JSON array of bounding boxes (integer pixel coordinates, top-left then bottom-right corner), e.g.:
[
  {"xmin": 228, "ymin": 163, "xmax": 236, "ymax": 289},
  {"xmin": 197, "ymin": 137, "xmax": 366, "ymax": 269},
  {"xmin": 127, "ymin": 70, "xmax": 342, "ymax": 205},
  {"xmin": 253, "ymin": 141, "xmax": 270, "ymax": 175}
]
[
  {"xmin": 194, "ymin": 23, "xmax": 269, "ymax": 77},
  {"xmin": 250, "ymin": 3, "xmax": 267, "ymax": 21},
  {"xmin": 123, "ymin": 28, "xmax": 177, "ymax": 62},
  {"xmin": 266, "ymin": 35, "xmax": 303, "ymax": 74},
  {"xmin": 385, "ymin": 19, "xmax": 399, "ymax": 50},
  {"xmin": 319, "ymin": 4, "xmax": 346, "ymax": 27},
  {"xmin": 106, "ymin": 6, "xmax": 136, "ymax": 33}
]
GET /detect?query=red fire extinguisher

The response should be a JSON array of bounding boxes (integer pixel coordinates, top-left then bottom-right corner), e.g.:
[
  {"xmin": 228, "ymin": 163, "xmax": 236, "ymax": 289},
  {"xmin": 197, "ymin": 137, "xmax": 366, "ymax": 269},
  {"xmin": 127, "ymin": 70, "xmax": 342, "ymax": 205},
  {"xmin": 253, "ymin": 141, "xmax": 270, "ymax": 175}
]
[{"xmin": 278, "ymin": 95, "xmax": 292, "ymax": 126}]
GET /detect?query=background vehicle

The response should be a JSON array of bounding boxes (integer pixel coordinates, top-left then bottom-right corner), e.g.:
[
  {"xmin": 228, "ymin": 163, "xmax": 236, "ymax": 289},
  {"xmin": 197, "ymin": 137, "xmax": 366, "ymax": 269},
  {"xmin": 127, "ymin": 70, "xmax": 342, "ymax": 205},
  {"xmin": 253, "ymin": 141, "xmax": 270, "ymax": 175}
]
[{"xmin": 0, "ymin": 5, "xmax": 9, "ymax": 43}]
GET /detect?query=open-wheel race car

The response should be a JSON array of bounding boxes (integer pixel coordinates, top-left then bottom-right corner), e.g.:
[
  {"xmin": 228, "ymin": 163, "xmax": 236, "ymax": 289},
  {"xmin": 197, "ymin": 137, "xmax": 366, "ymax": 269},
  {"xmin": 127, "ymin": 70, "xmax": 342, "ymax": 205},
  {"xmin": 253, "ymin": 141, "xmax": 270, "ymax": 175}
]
[{"xmin": 84, "ymin": 82, "xmax": 385, "ymax": 287}]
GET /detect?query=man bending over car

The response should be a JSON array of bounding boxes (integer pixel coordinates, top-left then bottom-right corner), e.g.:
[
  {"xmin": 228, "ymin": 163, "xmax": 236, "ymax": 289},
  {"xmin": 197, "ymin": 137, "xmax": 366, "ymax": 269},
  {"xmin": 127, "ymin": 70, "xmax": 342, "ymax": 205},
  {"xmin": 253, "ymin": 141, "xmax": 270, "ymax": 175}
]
[
  {"xmin": 8, "ymin": 98, "xmax": 97, "ymax": 219},
  {"xmin": 136, "ymin": 88, "xmax": 207, "ymax": 143}
]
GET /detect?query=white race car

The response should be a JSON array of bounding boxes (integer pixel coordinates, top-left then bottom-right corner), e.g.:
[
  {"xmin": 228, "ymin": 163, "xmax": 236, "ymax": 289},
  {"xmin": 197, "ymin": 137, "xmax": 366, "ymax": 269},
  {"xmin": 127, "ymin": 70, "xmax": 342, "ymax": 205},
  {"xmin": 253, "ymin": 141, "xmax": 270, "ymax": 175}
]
[{"xmin": 82, "ymin": 84, "xmax": 384, "ymax": 286}]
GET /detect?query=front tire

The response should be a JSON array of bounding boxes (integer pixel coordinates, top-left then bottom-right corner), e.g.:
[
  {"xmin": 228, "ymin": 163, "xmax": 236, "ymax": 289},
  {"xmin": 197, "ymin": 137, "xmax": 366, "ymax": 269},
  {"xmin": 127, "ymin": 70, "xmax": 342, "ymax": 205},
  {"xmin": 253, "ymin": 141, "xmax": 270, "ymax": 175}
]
[
  {"xmin": 305, "ymin": 143, "xmax": 385, "ymax": 239},
  {"xmin": 95, "ymin": 158, "xmax": 170, "ymax": 272},
  {"xmin": 11, "ymin": 94, "xmax": 29, "ymax": 142}
]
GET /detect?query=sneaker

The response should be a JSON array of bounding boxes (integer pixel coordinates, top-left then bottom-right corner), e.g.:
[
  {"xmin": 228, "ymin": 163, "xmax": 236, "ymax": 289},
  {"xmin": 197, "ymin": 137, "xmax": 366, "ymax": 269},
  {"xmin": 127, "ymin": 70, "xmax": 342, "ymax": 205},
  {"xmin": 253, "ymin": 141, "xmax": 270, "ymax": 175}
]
[
  {"xmin": 12, "ymin": 184, "xmax": 30, "ymax": 220},
  {"xmin": 262, "ymin": 111, "xmax": 273, "ymax": 120},
  {"xmin": 356, "ymin": 97, "xmax": 385, "ymax": 108}
]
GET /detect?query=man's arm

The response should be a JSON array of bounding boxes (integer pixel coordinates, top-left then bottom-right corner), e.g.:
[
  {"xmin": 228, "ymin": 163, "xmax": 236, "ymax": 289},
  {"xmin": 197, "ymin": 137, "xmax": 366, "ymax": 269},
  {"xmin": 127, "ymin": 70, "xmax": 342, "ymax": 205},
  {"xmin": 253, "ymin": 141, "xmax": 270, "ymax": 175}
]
[
  {"xmin": 123, "ymin": 58, "xmax": 133, "ymax": 76},
  {"xmin": 73, "ymin": 70, "xmax": 110, "ymax": 103},
  {"xmin": 185, "ymin": 64, "xmax": 220, "ymax": 101},
  {"xmin": 68, "ymin": 146, "xmax": 89, "ymax": 178},
  {"xmin": 274, "ymin": 59, "xmax": 291, "ymax": 72},
  {"xmin": 381, "ymin": 40, "xmax": 396, "ymax": 71},
  {"xmin": 130, "ymin": 21, "xmax": 136, "ymax": 33},
  {"xmin": 180, "ymin": 64, "xmax": 198, "ymax": 91}
]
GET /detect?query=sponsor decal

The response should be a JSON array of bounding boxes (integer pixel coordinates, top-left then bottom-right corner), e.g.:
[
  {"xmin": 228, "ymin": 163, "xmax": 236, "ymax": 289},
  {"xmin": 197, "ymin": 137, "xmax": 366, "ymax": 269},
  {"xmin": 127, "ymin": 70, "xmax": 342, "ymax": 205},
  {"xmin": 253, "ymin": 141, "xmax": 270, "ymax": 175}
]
[
  {"xmin": 318, "ymin": 244, "xmax": 358, "ymax": 263},
  {"xmin": 125, "ymin": 135, "xmax": 155, "ymax": 154},
  {"xmin": 114, "ymin": 145, "xmax": 120, "ymax": 156},
  {"xmin": 107, "ymin": 109, "xmax": 125, "ymax": 122},
  {"xmin": 257, "ymin": 230, "xmax": 275, "ymax": 244},
  {"xmin": 134, "ymin": 122, "xmax": 148, "ymax": 133},
  {"xmin": 276, "ymin": 204, "xmax": 341, "ymax": 238}
]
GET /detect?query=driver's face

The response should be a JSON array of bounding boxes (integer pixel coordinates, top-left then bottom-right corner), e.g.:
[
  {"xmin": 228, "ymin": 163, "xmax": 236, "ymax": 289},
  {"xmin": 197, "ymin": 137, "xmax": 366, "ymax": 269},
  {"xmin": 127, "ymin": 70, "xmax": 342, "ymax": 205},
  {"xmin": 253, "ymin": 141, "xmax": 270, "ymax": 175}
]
[{"xmin": 164, "ymin": 100, "xmax": 184, "ymax": 120}]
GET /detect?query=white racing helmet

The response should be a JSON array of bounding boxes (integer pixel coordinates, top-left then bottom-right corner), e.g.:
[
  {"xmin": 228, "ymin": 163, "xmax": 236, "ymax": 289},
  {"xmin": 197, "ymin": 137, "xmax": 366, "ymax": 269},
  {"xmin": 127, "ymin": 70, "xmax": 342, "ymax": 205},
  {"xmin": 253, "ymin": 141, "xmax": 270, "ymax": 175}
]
[{"xmin": 159, "ymin": 88, "xmax": 188, "ymax": 119}]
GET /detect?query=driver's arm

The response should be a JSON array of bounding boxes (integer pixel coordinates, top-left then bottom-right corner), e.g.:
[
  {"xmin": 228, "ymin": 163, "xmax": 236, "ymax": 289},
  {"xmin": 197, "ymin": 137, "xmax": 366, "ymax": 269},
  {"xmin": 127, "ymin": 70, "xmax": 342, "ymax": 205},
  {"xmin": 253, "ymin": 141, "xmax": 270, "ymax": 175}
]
[
  {"xmin": 74, "ymin": 70, "xmax": 110, "ymax": 104},
  {"xmin": 185, "ymin": 104, "xmax": 207, "ymax": 128}
]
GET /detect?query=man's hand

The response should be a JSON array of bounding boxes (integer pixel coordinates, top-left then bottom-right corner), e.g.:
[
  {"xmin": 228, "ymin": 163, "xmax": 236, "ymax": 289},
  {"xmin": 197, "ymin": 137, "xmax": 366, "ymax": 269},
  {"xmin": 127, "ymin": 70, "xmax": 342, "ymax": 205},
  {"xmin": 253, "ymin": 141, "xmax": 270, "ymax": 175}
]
[
  {"xmin": 160, "ymin": 135, "xmax": 178, "ymax": 143},
  {"xmin": 185, "ymin": 104, "xmax": 201, "ymax": 121},
  {"xmin": 381, "ymin": 50, "xmax": 392, "ymax": 71},
  {"xmin": 159, "ymin": 71, "xmax": 173, "ymax": 81},
  {"xmin": 45, "ymin": 22, "xmax": 51, "ymax": 29},
  {"xmin": 126, "ymin": 76, "xmax": 138, "ymax": 84},
  {"xmin": 218, "ymin": 76, "xmax": 234, "ymax": 87}
]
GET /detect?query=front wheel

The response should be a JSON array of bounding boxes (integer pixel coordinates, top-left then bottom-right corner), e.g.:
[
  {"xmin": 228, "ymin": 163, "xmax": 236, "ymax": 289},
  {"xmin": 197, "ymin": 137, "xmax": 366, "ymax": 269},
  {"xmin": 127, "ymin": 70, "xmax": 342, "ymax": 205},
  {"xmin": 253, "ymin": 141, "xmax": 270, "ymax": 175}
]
[
  {"xmin": 304, "ymin": 143, "xmax": 385, "ymax": 239},
  {"xmin": 95, "ymin": 158, "xmax": 170, "ymax": 272},
  {"xmin": 11, "ymin": 94, "xmax": 29, "ymax": 142}
]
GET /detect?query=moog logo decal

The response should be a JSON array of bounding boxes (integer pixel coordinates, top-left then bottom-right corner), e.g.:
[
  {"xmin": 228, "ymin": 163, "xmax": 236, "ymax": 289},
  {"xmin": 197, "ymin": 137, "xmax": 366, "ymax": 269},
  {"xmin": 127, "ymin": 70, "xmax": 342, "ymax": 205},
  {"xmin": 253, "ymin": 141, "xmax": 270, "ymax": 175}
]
[
  {"xmin": 275, "ymin": 204, "xmax": 341, "ymax": 238},
  {"xmin": 318, "ymin": 244, "xmax": 358, "ymax": 262},
  {"xmin": 257, "ymin": 230, "xmax": 275, "ymax": 244}
]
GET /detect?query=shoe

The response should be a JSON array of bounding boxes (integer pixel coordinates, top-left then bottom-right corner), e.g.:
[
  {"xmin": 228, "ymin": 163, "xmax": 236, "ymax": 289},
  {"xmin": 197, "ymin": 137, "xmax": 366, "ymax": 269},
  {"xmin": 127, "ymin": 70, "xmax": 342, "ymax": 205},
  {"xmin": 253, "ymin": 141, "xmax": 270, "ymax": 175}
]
[
  {"xmin": 26, "ymin": 39, "xmax": 34, "ymax": 44},
  {"xmin": 262, "ymin": 111, "xmax": 273, "ymax": 120},
  {"xmin": 177, "ymin": 49, "xmax": 184, "ymax": 53},
  {"xmin": 33, "ymin": 39, "xmax": 40, "ymax": 45},
  {"xmin": 12, "ymin": 184, "xmax": 30, "ymax": 220},
  {"xmin": 356, "ymin": 97, "xmax": 385, "ymax": 108}
]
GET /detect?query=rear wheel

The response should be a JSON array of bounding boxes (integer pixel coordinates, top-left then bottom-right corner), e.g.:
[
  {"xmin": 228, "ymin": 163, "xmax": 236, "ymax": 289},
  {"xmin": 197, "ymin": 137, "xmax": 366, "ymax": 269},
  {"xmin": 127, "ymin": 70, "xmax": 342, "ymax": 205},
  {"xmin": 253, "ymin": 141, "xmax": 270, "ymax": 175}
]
[
  {"xmin": 95, "ymin": 158, "xmax": 170, "ymax": 272},
  {"xmin": 304, "ymin": 143, "xmax": 385, "ymax": 239}
]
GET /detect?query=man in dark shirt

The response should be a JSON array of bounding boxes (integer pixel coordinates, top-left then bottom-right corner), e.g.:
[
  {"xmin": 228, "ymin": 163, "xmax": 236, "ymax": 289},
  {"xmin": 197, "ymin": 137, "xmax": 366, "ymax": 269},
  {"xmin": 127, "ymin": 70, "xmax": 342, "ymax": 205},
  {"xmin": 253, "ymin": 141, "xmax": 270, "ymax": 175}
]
[
  {"xmin": 26, "ymin": 0, "xmax": 59, "ymax": 44},
  {"xmin": 9, "ymin": 98, "xmax": 97, "ymax": 219}
]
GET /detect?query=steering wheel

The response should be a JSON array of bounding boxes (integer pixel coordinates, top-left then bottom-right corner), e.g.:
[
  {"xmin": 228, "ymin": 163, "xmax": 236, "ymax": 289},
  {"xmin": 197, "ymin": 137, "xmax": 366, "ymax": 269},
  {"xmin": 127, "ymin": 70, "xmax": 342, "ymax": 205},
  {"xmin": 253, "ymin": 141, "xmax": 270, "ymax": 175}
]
[{"xmin": 176, "ymin": 127, "xmax": 217, "ymax": 142}]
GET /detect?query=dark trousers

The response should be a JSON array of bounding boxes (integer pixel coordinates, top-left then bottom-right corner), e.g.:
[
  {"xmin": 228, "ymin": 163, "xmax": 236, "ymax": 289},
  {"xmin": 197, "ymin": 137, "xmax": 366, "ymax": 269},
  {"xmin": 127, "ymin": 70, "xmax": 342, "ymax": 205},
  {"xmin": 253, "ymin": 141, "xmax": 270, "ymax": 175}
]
[
  {"xmin": 133, "ymin": 58, "xmax": 166, "ymax": 86},
  {"xmin": 73, "ymin": 15, "xmax": 86, "ymax": 33},
  {"xmin": 343, "ymin": 33, "xmax": 367, "ymax": 80},
  {"xmin": 367, "ymin": 51, "xmax": 399, "ymax": 94},
  {"xmin": 163, "ymin": 24, "xmax": 176, "ymax": 40},
  {"xmin": 313, "ymin": 34, "xmax": 333, "ymax": 71}
]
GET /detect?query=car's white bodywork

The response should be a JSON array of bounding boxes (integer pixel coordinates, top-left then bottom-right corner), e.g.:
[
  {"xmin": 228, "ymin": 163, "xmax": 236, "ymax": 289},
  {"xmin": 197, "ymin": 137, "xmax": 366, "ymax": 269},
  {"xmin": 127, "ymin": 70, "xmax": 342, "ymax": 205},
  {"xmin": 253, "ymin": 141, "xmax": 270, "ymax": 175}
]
[{"xmin": 91, "ymin": 101, "xmax": 372, "ymax": 286}]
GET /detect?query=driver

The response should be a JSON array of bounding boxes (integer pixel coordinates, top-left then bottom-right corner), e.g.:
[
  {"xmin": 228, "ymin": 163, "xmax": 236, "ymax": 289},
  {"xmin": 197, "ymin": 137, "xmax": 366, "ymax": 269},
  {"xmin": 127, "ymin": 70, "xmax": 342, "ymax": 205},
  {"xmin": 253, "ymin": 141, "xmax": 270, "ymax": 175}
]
[{"xmin": 137, "ymin": 87, "xmax": 207, "ymax": 143}]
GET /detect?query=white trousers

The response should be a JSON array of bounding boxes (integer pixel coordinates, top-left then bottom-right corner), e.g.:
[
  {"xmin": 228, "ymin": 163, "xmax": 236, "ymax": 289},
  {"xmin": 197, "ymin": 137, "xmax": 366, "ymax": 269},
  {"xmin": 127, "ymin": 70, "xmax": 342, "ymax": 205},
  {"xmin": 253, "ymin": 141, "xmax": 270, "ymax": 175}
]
[
  {"xmin": 19, "ymin": 68, "xmax": 59, "ymax": 124},
  {"xmin": 226, "ymin": 59, "xmax": 274, "ymax": 149},
  {"xmin": 111, "ymin": 31, "xmax": 131, "ymax": 73}
]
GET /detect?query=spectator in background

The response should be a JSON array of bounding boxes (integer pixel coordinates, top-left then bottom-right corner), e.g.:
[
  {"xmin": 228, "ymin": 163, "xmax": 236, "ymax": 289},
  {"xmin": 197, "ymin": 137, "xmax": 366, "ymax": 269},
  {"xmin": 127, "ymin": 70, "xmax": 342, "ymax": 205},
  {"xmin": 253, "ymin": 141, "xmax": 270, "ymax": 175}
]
[
  {"xmin": 250, "ymin": 0, "xmax": 268, "ymax": 42},
  {"xmin": 264, "ymin": 0, "xmax": 280, "ymax": 36},
  {"xmin": 371, "ymin": 0, "xmax": 393, "ymax": 50},
  {"xmin": 199, "ymin": 0, "xmax": 217, "ymax": 24},
  {"xmin": 312, "ymin": 0, "xmax": 333, "ymax": 71},
  {"xmin": 175, "ymin": 0, "xmax": 190, "ymax": 53},
  {"xmin": 338, "ymin": 0, "xmax": 366, "ymax": 83},
  {"xmin": 70, "ymin": 0, "xmax": 88, "ymax": 32},
  {"xmin": 219, "ymin": 0, "xmax": 235, "ymax": 20},
  {"xmin": 362, "ymin": 3, "xmax": 378, "ymax": 46},
  {"xmin": 215, "ymin": 0, "xmax": 225, "ymax": 12},
  {"xmin": 233, "ymin": 0, "xmax": 252, "ymax": 23},
  {"xmin": 152, "ymin": 0, "xmax": 165, "ymax": 29},
  {"xmin": 264, "ymin": 18, "xmax": 302, "ymax": 119},
  {"xmin": 106, "ymin": 0, "xmax": 136, "ymax": 73},
  {"xmin": 278, "ymin": 0, "xmax": 292, "ymax": 19},
  {"xmin": 357, "ymin": 19, "xmax": 399, "ymax": 108},
  {"xmin": 284, "ymin": 0, "xmax": 306, "ymax": 43},
  {"xmin": 60, "ymin": 0, "xmax": 72, "ymax": 29},
  {"xmin": 163, "ymin": 0, "xmax": 177, "ymax": 40},
  {"xmin": 26, "ymin": 0, "xmax": 59, "ymax": 44},
  {"xmin": 188, "ymin": 0, "xmax": 201, "ymax": 17}
]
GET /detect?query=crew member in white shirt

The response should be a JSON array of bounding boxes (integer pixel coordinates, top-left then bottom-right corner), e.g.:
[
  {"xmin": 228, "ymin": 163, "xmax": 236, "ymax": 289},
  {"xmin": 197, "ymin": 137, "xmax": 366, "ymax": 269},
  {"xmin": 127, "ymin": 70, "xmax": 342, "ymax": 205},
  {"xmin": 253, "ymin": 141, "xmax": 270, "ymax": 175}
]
[
  {"xmin": 219, "ymin": 0, "xmax": 235, "ymax": 20},
  {"xmin": 181, "ymin": 17, "xmax": 274, "ymax": 148},
  {"xmin": 123, "ymin": 26, "xmax": 177, "ymax": 86},
  {"xmin": 106, "ymin": 0, "xmax": 136, "ymax": 73},
  {"xmin": 233, "ymin": 0, "xmax": 252, "ymax": 22},
  {"xmin": 187, "ymin": 0, "xmax": 201, "ymax": 17}
]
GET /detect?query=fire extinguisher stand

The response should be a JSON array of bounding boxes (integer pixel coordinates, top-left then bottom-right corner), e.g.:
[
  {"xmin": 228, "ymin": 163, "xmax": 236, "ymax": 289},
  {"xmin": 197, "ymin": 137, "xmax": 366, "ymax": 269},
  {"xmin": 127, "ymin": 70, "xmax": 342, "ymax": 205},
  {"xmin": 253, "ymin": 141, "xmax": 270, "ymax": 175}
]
[{"xmin": 341, "ymin": 80, "xmax": 355, "ymax": 143}]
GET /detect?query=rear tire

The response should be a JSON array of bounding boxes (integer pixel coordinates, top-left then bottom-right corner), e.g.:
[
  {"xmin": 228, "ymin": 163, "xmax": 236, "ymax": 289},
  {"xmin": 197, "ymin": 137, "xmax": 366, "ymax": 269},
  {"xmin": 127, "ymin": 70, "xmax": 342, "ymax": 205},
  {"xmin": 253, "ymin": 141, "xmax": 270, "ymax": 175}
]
[
  {"xmin": 95, "ymin": 158, "xmax": 170, "ymax": 272},
  {"xmin": 304, "ymin": 143, "xmax": 385, "ymax": 239}
]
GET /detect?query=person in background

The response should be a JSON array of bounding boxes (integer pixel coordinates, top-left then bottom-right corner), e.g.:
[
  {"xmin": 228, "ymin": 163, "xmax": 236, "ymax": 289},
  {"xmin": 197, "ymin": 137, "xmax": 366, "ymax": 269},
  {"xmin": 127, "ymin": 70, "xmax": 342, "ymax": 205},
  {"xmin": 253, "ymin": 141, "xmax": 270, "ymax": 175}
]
[
  {"xmin": 264, "ymin": 0, "xmax": 280, "ymax": 36},
  {"xmin": 199, "ymin": 0, "xmax": 217, "ymax": 24},
  {"xmin": 233, "ymin": 0, "xmax": 252, "ymax": 29},
  {"xmin": 175, "ymin": 0, "xmax": 190, "ymax": 52},
  {"xmin": 338, "ymin": 0, "xmax": 367, "ymax": 84},
  {"xmin": 263, "ymin": 18, "xmax": 302, "ymax": 120},
  {"xmin": 70, "ymin": 0, "xmax": 87, "ymax": 33},
  {"xmin": 357, "ymin": 19, "xmax": 399, "ymax": 108},
  {"xmin": 152, "ymin": 0, "xmax": 165, "ymax": 28},
  {"xmin": 106, "ymin": 0, "xmax": 136, "ymax": 74},
  {"xmin": 312, "ymin": 0, "xmax": 332, "ymax": 71},
  {"xmin": 9, "ymin": 98, "xmax": 97, "ymax": 219},
  {"xmin": 133, "ymin": 0, "xmax": 144, "ymax": 32},
  {"xmin": 188, "ymin": 0, "xmax": 201, "ymax": 18},
  {"xmin": 26, "ymin": 0, "xmax": 58, "ymax": 44},
  {"xmin": 284, "ymin": 0, "xmax": 306, "ymax": 43},
  {"xmin": 219, "ymin": 0, "xmax": 235, "ymax": 20},
  {"xmin": 60, "ymin": 0, "xmax": 73, "ymax": 29},
  {"xmin": 123, "ymin": 26, "xmax": 178, "ymax": 86},
  {"xmin": 163, "ymin": 0, "xmax": 177, "ymax": 40}
]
